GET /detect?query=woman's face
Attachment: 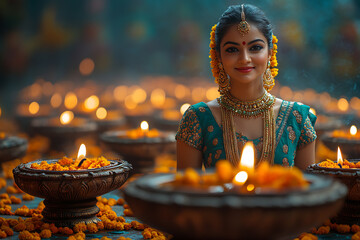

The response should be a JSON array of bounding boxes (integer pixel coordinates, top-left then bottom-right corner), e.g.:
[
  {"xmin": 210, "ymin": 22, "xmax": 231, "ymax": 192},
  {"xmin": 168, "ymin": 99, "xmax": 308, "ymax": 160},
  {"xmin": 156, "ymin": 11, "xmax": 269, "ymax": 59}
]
[{"xmin": 219, "ymin": 23, "xmax": 270, "ymax": 86}]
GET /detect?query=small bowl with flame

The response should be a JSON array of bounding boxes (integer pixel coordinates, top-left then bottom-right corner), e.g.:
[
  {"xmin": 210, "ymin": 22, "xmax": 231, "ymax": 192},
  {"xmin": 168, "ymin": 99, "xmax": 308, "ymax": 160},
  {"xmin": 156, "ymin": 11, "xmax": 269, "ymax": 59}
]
[
  {"xmin": 31, "ymin": 111, "xmax": 97, "ymax": 152},
  {"xmin": 307, "ymin": 146, "xmax": 360, "ymax": 225},
  {"xmin": 100, "ymin": 121, "xmax": 176, "ymax": 173},
  {"xmin": 13, "ymin": 144, "xmax": 132, "ymax": 227},
  {"xmin": 321, "ymin": 125, "xmax": 360, "ymax": 159}
]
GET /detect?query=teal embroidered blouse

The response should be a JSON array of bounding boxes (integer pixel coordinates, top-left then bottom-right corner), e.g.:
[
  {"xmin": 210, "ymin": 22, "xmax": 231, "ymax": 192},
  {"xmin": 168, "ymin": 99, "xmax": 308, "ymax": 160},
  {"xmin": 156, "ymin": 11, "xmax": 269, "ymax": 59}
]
[{"xmin": 175, "ymin": 100, "xmax": 317, "ymax": 168}]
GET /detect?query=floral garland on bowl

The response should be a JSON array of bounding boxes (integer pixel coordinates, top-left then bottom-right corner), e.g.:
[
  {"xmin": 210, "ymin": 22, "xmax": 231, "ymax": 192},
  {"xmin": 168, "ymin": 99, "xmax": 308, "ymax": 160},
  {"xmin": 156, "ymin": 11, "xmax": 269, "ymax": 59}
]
[{"xmin": 209, "ymin": 24, "xmax": 278, "ymax": 91}]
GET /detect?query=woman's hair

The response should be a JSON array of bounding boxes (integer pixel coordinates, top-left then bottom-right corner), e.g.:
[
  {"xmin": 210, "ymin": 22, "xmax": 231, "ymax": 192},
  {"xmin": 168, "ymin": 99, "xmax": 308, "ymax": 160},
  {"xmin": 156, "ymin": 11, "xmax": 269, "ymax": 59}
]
[{"xmin": 215, "ymin": 4, "xmax": 273, "ymax": 51}]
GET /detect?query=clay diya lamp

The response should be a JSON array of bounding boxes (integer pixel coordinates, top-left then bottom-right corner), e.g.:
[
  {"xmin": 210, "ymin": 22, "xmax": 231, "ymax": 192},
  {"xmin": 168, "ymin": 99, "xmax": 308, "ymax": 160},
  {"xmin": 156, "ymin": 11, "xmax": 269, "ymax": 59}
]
[
  {"xmin": 100, "ymin": 121, "xmax": 175, "ymax": 173},
  {"xmin": 13, "ymin": 144, "xmax": 132, "ymax": 227},
  {"xmin": 321, "ymin": 125, "xmax": 360, "ymax": 159},
  {"xmin": 93, "ymin": 109, "xmax": 127, "ymax": 133},
  {"xmin": 15, "ymin": 102, "xmax": 52, "ymax": 134},
  {"xmin": 31, "ymin": 111, "xmax": 97, "ymax": 152},
  {"xmin": 123, "ymin": 143, "xmax": 347, "ymax": 240},
  {"xmin": 0, "ymin": 133, "xmax": 28, "ymax": 163},
  {"xmin": 153, "ymin": 109, "xmax": 182, "ymax": 132},
  {"xmin": 307, "ymin": 146, "xmax": 360, "ymax": 225}
]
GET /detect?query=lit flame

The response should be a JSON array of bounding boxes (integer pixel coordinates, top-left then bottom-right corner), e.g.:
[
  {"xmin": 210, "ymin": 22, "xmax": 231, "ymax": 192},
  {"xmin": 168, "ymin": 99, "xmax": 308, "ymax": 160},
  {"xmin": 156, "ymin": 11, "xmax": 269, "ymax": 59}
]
[
  {"xmin": 84, "ymin": 95, "xmax": 100, "ymax": 111},
  {"xmin": 233, "ymin": 171, "xmax": 248, "ymax": 186},
  {"xmin": 350, "ymin": 125, "xmax": 357, "ymax": 136},
  {"xmin": 309, "ymin": 108, "xmax": 316, "ymax": 116},
  {"xmin": 29, "ymin": 102, "xmax": 40, "ymax": 115},
  {"xmin": 79, "ymin": 58, "xmax": 95, "ymax": 76},
  {"xmin": 140, "ymin": 121, "xmax": 149, "ymax": 131},
  {"xmin": 240, "ymin": 141, "xmax": 255, "ymax": 174},
  {"xmin": 337, "ymin": 147, "xmax": 343, "ymax": 165},
  {"xmin": 337, "ymin": 98, "xmax": 349, "ymax": 112},
  {"xmin": 64, "ymin": 92, "xmax": 78, "ymax": 109},
  {"xmin": 77, "ymin": 144, "xmax": 86, "ymax": 159},
  {"xmin": 180, "ymin": 103, "xmax": 191, "ymax": 115},
  {"xmin": 60, "ymin": 111, "xmax": 74, "ymax": 125},
  {"xmin": 96, "ymin": 107, "xmax": 107, "ymax": 120},
  {"xmin": 151, "ymin": 89, "xmax": 166, "ymax": 107},
  {"xmin": 50, "ymin": 93, "xmax": 62, "ymax": 108}
]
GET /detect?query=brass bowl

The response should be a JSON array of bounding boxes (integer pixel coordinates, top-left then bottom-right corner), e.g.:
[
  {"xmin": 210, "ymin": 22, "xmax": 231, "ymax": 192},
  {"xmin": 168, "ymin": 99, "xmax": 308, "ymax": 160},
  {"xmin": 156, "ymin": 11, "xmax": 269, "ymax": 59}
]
[
  {"xmin": 100, "ymin": 130, "xmax": 175, "ymax": 173},
  {"xmin": 307, "ymin": 160, "xmax": 360, "ymax": 225},
  {"xmin": 13, "ymin": 159, "xmax": 132, "ymax": 227},
  {"xmin": 0, "ymin": 136, "xmax": 28, "ymax": 163},
  {"xmin": 123, "ymin": 173, "xmax": 347, "ymax": 240},
  {"xmin": 321, "ymin": 132, "xmax": 360, "ymax": 159}
]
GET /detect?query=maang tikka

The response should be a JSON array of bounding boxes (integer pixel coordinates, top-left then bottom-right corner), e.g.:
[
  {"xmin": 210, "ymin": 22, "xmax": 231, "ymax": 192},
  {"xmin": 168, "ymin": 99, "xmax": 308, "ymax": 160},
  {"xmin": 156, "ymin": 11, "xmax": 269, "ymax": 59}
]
[{"xmin": 238, "ymin": 4, "xmax": 250, "ymax": 36}]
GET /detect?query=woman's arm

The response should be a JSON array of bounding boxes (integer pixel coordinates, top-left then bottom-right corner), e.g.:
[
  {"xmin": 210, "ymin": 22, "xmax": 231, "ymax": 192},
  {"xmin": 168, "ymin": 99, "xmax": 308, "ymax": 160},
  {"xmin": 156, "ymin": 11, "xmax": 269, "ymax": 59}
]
[
  {"xmin": 176, "ymin": 140, "xmax": 203, "ymax": 170},
  {"xmin": 294, "ymin": 141, "xmax": 316, "ymax": 170}
]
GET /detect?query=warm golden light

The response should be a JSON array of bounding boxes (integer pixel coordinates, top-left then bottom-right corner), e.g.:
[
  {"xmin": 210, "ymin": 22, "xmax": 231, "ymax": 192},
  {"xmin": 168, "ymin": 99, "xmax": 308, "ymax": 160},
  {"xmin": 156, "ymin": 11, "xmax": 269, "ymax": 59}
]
[
  {"xmin": 60, "ymin": 111, "xmax": 74, "ymax": 125},
  {"xmin": 124, "ymin": 96, "xmax": 137, "ymax": 110},
  {"xmin": 151, "ymin": 89, "xmax": 166, "ymax": 107},
  {"xmin": 0, "ymin": 107, "xmax": 2, "ymax": 118},
  {"xmin": 337, "ymin": 147, "xmax": 343, "ymax": 165},
  {"xmin": 337, "ymin": 98, "xmax": 349, "ymax": 112},
  {"xmin": 192, "ymin": 87, "xmax": 206, "ymax": 102},
  {"xmin": 233, "ymin": 171, "xmax": 248, "ymax": 185},
  {"xmin": 29, "ymin": 83, "xmax": 42, "ymax": 99},
  {"xmin": 174, "ymin": 84, "xmax": 188, "ymax": 99},
  {"xmin": 79, "ymin": 58, "xmax": 95, "ymax": 76},
  {"xmin": 180, "ymin": 103, "xmax": 191, "ymax": 115},
  {"xmin": 64, "ymin": 92, "xmax": 78, "ymax": 109},
  {"xmin": 140, "ymin": 121, "xmax": 149, "ymax": 131},
  {"xmin": 309, "ymin": 108, "xmax": 316, "ymax": 116},
  {"xmin": 29, "ymin": 102, "xmax": 40, "ymax": 115},
  {"xmin": 96, "ymin": 107, "xmax": 107, "ymax": 120},
  {"xmin": 42, "ymin": 81, "xmax": 54, "ymax": 96},
  {"xmin": 113, "ymin": 85, "xmax": 128, "ymax": 102},
  {"xmin": 279, "ymin": 86, "xmax": 293, "ymax": 100},
  {"xmin": 206, "ymin": 87, "xmax": 220, "ymax": 100},
  {"xmin": 240, "ymin": 141, "xmax": 255, "ymax": 174},
  {"xmin": 84, "ymin": 95, "xmax": 100, "ymax": 111},
  {"xmin": 131, "ymin": 88, "xmax": 147, "ymax": 104},
  {"xmin": 77, "ymin": 144, "xmax": 86, "ymax": 159},
  {"xmin": 350, "ymin": 97, "xmax": 360, "ymax": 110},
  {"xmin": 50, "ymin": 93, "xmax": 62, "ymax": 108},
  {"xmin": 246, "ymin": 184, "xmax": 255, "ymax": 192},
  {"xmin": 350, "ymin": 125, "xmax": 357, "ymax": 136}
]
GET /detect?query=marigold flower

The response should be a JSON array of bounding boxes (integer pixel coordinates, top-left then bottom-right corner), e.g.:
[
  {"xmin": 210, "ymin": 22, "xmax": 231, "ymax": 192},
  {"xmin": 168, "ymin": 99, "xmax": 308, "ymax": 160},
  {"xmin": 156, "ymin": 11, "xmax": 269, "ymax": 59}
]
[
  {"xmin": 117, "ymin": 198, "xmax": 125, "ymax": 205},
  {"xmin": 0, "ymin": 230, "xmax": 6, "ymax": 239},
  {"xmin": 73, "ymin": 223, "xmax": 87, "ymax": 233},
  {"xmin": 13, "ymin": 222, "xmax": 26, "ymax": 232},
  {"xmin": 40, "ymin": 229, "xmax": 52, "ymax": 238},
  {"xmin": 336, "ymin": 224, "xmax": 351, "ymax": 233},
  {"xmin": 352, "ymin": 224, "xmax": 360, "ymax": 233},
  {"xmin": 123, "ymin": 208, "xmax": 133, "ymax": 217},
  {"xmin": 86, "ymin": 223, "xmax": 98, "ymax": 233},
  {"xmin": 22, "ymin": 194, "xmax": 35, "ymax": 201},
  {"xmin": 0, "ymin": 226, "xmax": 13, "ymax": 236},
  {"xmin": 352, "ymin": 232, "xmax": 360, "ymax": 240},
  {"xmin": 10, "ymin": 195, "xmax": 21, "ymax": 204}
]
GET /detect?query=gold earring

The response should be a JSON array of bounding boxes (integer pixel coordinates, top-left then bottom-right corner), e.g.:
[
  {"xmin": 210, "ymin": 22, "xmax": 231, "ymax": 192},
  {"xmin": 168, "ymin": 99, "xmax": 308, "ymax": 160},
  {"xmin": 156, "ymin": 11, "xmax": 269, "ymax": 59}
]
[
  {"xmin": 217, "ymin": 63, "xmax": 231, "ymax": 94},
  {"xmin": 263, "ymin": 61, "xmax": 274, "ymax": 91}
]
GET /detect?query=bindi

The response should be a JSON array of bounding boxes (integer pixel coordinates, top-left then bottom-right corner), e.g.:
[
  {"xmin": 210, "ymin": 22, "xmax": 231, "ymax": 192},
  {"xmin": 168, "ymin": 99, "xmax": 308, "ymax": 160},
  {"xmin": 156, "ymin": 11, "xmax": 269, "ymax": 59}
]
[{"xmin": 242, "ymin": 41, "xmax": 246, "ymax": 45}]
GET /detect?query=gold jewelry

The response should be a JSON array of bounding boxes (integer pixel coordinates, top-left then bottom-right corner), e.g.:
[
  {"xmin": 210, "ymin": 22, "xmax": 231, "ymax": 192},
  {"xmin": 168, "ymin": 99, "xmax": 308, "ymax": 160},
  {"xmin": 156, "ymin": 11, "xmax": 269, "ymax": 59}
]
[
  {"xmin": 218, "ymin": 90, "xmax": 275, "ymax": 118},
  {"xmin": 238, "ymin": 4, "xmax": 250, "ymax": 36},
  {"xmin": 219, "ymin": 103, "xmax": 276, "ymax": 167},
  {"xmin": 217, "ymin": 63, "xmax": 231, "ymax": 94},
  {"xmin": 263, "ymin": 61, "xmax": 275, "ymax": 91}
]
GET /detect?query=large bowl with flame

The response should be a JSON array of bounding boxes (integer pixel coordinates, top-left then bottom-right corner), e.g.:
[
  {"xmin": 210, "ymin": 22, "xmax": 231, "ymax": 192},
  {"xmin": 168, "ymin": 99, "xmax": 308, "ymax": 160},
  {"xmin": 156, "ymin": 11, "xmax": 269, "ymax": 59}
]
[
  {"xmin": 100, "ymin": 130, "xmax": 176, "ymax": 173},
  {"xmin": 123, "ymin": 172, "xmax": 346, "ymax": 240},
  {"xmin": 307, "ymin": 159, "xmax": 360, "ymax": 225},
  {"xmin": 321, "ymin": 128, "xmax": 360, "ymax": 159},
  {"xmin": 13, "ymin": 158, "xmax": 132, "ymax": 227}
]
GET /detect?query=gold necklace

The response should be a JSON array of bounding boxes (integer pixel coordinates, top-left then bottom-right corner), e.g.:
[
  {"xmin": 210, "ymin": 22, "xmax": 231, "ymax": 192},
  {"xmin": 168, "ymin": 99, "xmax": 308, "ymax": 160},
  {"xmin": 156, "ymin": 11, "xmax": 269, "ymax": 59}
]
[
  {"xmin": 219, "ymin": 99, "xmax": 276, "ymax": 167},
  {"xmin": 218, "ymin": 91, "xmax": 275, "ymax": 118}
]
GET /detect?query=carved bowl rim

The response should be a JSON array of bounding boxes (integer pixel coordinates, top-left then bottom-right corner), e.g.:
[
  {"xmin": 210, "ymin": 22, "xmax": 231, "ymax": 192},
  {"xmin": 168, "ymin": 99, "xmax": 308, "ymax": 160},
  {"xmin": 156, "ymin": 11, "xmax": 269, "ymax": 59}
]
[{"xmin": 123, "ymin": 172, "xmax": 347, "ymax": 208}]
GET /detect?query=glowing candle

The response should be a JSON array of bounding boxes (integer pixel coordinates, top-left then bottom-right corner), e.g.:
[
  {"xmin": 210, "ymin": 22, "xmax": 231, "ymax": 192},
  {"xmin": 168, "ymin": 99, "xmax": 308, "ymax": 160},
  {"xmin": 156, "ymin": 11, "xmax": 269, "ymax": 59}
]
[
  {"xmin": 240, "ymin": 141, "xmax": 255, "ymax": 174},
  {"xmin": 60, "ymin": 111, "xmax": 74, "ymax": 125},
  {"xmin": 232, "ymin": 171, "xmax": 248, "ymax": 186},
  {"xmin": 337, "ymin": 147, "xmax": 343, "ymax": 167},
  {"xmin": 140, "ymin": 121, "xmax": 149, "ymax": 137},
  {"xmin": 350, "ymin": 125, "xmax": 357, "ymax": 137}
]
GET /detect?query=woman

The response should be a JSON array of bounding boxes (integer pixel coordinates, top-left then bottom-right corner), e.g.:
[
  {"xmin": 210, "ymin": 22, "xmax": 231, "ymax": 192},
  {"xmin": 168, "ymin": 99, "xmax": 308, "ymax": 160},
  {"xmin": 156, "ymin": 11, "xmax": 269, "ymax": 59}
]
[{"xmin": 176, "ymin": 4, "xmax": 316, "ymax": 171}]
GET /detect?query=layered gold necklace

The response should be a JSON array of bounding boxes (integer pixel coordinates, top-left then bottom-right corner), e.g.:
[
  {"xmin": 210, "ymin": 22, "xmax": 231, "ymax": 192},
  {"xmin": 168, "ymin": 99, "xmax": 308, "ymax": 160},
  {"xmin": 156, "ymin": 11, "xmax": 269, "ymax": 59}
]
[{"xmin": 217, "ymin": 91, "xmax": 276, "ymax": 167}]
